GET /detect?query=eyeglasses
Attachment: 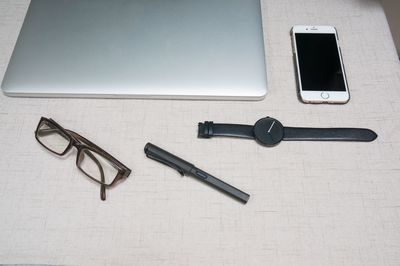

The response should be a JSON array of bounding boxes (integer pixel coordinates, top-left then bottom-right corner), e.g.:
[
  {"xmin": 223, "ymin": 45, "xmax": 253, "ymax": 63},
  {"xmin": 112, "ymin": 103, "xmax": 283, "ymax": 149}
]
[{"xmin": 35, "ymin": 117, "xmax": 131, "ymax": 200}]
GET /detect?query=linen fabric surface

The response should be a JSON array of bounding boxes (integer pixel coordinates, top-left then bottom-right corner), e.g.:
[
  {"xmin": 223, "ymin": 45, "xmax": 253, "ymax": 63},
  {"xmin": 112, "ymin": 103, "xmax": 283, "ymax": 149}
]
[{"xmin": 0, "ymin": 0, "xmax": 400, "ymax": 265}]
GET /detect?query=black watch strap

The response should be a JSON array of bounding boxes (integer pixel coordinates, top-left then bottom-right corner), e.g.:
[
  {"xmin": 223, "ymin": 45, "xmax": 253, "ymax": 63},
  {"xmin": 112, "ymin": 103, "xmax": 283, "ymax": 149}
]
[
  {"xmin": 198, "ymin": 117, "xmax": 378, "ymax": 147},
  {"xmin": 283, "ymin": 127, "xmax": 378, "ymax": 142},
  {"xmin": 198, "ymin": 122, "xmax": 254, "ymax": 139}
]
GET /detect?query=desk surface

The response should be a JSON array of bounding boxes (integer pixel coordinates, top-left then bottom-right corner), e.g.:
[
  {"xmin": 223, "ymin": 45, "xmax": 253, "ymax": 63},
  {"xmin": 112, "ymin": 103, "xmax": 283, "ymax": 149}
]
[{"xmin": 1, "ymin": 1, "xmax": 400, "ymax": 265}]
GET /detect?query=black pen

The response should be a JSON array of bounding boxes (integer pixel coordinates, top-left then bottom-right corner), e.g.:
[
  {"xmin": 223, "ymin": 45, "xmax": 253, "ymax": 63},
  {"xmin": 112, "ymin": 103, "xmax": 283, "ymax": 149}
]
[{"xmin": 144, "ymin": 143, "xmax": 250, "ymax": 204}]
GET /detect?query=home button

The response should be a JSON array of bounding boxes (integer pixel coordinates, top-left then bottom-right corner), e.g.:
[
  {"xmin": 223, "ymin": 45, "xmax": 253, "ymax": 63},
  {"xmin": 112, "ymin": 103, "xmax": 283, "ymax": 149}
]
[{"xmin": 321, "ymin": 92, "xmax": 330, "ymax": 99}]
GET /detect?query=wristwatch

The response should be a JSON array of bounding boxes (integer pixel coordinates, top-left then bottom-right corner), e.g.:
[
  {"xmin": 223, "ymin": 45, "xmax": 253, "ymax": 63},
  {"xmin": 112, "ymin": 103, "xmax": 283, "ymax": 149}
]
[{"xmin": 198, "ymin": 117, "xmax": 377, "ymax": 147}]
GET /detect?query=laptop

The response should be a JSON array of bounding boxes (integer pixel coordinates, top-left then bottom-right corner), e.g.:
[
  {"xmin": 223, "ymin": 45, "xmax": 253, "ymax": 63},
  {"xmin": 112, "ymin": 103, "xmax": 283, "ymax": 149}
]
[{"xmin": 1, "ymin": 0, "xmax": 267, "ymax": 100}]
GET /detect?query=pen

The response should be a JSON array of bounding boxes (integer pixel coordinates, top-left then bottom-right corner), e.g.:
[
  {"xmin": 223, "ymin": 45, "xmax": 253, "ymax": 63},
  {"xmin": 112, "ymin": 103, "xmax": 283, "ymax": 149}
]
[{"xmin": 144, "ymin": 143, "xmax": 250, "ymax": 204}]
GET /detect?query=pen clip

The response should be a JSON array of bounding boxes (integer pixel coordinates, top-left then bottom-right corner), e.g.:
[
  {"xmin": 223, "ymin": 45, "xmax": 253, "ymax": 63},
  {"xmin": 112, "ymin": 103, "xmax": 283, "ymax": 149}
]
[{"xmin": 146, "ymin": 153, "xmax": 185, "ymax": 176}]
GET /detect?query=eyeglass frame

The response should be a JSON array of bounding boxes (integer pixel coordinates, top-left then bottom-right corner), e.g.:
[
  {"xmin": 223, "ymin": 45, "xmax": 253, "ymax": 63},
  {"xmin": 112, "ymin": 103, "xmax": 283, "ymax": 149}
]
[{"xmin": 35, "ymin": 117, "xmax": 131, "ymax": 200}]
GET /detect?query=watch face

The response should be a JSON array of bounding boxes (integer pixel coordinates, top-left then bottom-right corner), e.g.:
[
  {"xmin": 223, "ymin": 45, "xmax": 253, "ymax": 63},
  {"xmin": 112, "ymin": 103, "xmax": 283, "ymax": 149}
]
[{"xmin": 253, "ymin": 117, "xmax": 284, "ymax": 146}]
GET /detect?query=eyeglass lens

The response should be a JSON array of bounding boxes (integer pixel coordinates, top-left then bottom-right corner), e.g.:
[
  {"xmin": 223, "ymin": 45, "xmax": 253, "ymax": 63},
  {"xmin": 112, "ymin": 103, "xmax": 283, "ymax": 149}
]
[
  {"xmin": 36, "ymin": 120, "xmax": 71, "ymax": 155},
  {"xmin": 77, "ymin": 148, "xmax": 120, "ymax": 185}
]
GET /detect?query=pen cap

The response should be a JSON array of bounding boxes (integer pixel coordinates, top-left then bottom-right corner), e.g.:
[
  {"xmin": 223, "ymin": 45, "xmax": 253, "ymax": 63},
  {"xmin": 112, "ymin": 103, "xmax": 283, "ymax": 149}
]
[{"xmin": 144, "ymin": 143, "xmax": 194, "ymax": 175}]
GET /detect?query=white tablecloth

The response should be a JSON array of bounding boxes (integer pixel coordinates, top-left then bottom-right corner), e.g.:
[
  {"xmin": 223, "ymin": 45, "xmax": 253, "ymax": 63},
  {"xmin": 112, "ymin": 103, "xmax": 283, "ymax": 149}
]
[{"xmin": 1, "ymin": 0, "xmax": 400, "ymax": 265}]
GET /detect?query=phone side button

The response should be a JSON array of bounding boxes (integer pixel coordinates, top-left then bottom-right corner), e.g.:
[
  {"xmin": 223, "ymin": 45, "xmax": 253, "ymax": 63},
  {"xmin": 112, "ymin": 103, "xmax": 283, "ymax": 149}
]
[{"xmin": 321, "ymin": 92, "xmax": 330, "ymax": 99}]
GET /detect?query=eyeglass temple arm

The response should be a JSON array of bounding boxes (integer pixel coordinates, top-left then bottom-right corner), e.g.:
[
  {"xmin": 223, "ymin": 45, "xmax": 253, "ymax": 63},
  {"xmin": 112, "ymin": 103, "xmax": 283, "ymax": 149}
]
[
  {"xmin": 81, "ymin": 150, "xmax": 107, "ymax": 201},
  {"xmin": 38, "ymin": 122, "xmax": 119, "ymax": 165},
  {"xmin": 37, "ymin": 127, "xmax": 90, "ymax": 148},
  {"xmin": 40, "ymin": 120, "xmax": 107, "ymax": 154},
  {"xmin": 39, "ymin": 128, "xmax": 115, "ymax": 161}
]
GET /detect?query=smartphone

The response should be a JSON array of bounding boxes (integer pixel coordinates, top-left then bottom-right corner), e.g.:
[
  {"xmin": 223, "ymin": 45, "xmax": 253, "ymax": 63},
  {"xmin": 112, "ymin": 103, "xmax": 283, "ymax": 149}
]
[{"xmin": 291, "ymin": 25, "xmax": 349, "ymax": 103}]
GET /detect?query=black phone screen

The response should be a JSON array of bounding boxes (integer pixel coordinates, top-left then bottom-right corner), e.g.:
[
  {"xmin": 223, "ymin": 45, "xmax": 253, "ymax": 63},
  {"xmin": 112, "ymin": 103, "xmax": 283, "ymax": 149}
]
[{"xmin": 295, "ymin": 33, "xmax": 346, "ymax": 91}]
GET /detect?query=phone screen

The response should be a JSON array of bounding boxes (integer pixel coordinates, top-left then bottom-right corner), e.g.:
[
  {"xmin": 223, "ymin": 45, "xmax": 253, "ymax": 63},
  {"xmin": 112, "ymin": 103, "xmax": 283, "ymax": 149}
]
[{"xmin": 295, "ymin": 33, "xmax": 346, "ymax": 91}]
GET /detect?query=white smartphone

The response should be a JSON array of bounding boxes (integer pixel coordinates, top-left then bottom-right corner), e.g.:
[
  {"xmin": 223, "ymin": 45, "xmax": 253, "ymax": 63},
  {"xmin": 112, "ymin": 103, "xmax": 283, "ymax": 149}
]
[{"xmin": 291, "ymin": 25, "xmax": 349, "ymax": 103}]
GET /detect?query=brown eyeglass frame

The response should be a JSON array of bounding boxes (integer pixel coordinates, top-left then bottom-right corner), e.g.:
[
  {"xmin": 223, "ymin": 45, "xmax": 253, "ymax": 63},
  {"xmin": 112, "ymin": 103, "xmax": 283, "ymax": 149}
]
[{"xmin": 35, "ymin": 117, "xmax": 131, "ymax": 200}]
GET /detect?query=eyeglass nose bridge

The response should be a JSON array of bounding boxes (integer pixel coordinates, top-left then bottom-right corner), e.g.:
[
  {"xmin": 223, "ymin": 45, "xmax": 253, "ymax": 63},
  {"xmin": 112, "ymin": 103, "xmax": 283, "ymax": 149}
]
[
  {"xmin": 70, "ymin": 137, "xmax": 99, "ymax": 157},
  {"xmin": 74, "ymin": 144, "xmax": 93, "ymax": 168},
  {"xmin": 71, "ymin": 140, "xmax": 90, "ymax": 153}
]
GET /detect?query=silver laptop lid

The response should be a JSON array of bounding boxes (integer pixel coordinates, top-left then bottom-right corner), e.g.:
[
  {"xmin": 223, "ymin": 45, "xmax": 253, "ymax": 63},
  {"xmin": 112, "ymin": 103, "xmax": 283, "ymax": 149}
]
[{"xmin": 1, "ymin": 0, "xmax": 267, "ymax": 100}]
